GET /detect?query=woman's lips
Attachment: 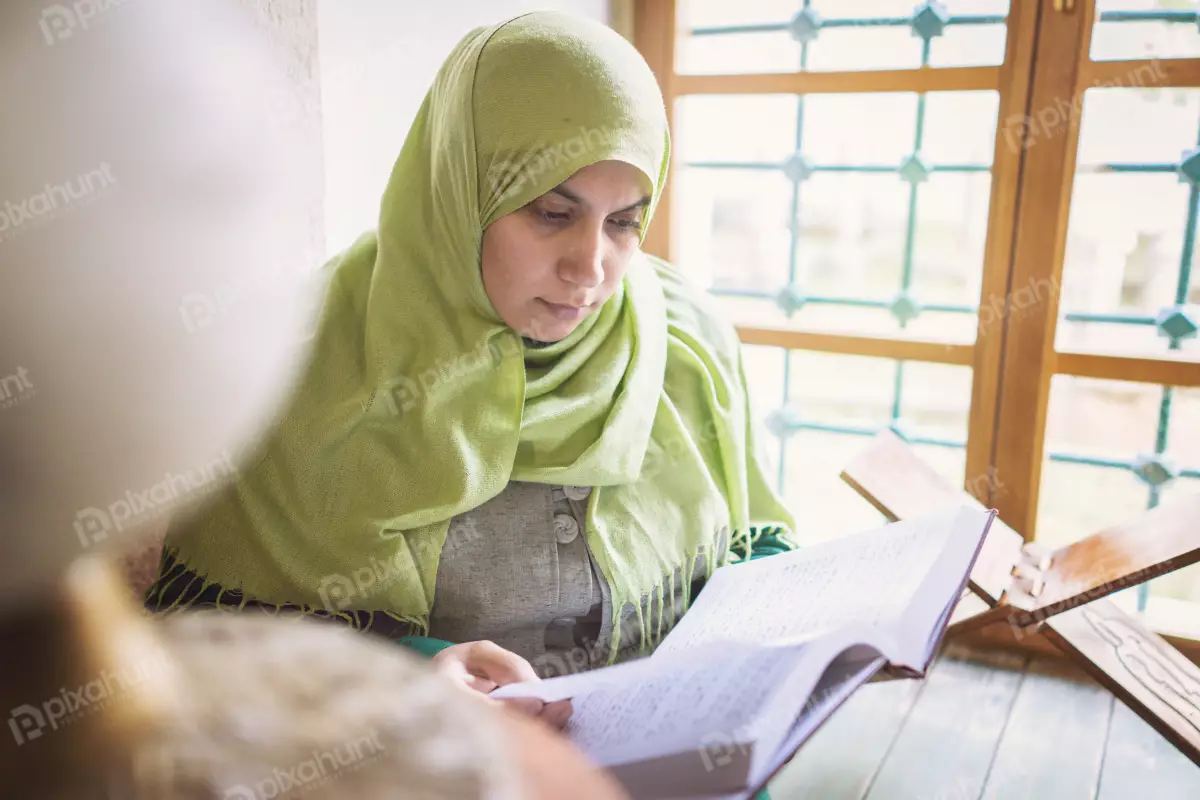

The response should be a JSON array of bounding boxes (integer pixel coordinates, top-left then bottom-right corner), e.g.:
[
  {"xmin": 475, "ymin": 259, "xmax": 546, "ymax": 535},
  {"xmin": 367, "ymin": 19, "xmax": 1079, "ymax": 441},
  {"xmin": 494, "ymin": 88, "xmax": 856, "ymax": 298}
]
[{"xmin": 539, "ymin": 299, "xmax": 590, "ymax": 321}]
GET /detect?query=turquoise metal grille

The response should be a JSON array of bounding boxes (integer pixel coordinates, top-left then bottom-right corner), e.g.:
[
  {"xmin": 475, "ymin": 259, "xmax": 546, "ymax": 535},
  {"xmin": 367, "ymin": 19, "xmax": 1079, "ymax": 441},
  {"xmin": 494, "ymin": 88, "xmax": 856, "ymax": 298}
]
[{"xmin": 688, "ymin": 3, "xmax": 1200, "ymax": 611}]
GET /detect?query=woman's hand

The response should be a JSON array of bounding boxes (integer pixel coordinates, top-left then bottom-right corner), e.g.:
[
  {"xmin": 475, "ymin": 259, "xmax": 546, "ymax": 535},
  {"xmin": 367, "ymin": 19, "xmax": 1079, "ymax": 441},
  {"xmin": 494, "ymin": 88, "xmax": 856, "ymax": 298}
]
[{"xmin": 431, "ymin": 640, "xmax": 573, "ymax": 730}]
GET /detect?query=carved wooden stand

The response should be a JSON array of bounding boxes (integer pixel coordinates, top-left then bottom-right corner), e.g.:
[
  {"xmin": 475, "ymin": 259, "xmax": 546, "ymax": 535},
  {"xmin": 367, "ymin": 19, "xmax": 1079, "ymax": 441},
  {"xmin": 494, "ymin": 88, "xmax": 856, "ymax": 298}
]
[{"xmin": 841, "ymin": 430, "xmax": 1200, "ymax": 766}]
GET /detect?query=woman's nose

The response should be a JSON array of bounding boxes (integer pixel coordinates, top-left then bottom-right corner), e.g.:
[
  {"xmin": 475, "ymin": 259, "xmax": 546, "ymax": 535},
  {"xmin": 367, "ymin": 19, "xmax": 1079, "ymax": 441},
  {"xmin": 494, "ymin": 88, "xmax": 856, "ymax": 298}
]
[{"xmin": 559, "ymin": 227, "xmax": 605, "ymax": 289}]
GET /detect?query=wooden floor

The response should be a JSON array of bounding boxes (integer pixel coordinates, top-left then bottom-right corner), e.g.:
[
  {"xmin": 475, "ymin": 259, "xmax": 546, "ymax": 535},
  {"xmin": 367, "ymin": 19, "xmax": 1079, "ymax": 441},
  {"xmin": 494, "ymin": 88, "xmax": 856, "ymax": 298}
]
[{"xmin": 771, "ymin": 644, "xmax": 1200, "ymax": 800}]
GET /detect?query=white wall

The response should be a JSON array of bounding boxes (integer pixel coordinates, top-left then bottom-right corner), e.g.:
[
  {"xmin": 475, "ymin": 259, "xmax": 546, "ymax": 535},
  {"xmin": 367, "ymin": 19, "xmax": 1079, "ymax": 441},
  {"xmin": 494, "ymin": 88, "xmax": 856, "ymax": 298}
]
[{"xmin": 318, "ymin": 0, "xmax": 610, "ymax": 256}]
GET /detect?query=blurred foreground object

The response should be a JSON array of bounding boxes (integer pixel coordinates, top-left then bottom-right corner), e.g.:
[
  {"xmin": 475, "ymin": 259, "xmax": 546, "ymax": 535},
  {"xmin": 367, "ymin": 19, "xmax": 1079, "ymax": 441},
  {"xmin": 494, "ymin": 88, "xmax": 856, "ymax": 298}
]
[
  {"xmin": 0, "ymin": 0, "xmax": 319, "ymax": 610},
  {"xmin": 4, "ymin": 557, "xmax": 620, "ymax": 799},
  {"xmin": 0, "ymin": 2, "xmax": 626, "ymax": 798}
]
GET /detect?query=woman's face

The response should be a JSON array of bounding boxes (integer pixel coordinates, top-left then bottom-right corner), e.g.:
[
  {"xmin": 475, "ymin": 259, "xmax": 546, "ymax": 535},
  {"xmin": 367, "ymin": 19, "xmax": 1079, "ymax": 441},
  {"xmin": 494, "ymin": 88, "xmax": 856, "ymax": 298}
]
[{"xmin": 481, "ymin": 159, "xmax": 652, "ymax": 343}]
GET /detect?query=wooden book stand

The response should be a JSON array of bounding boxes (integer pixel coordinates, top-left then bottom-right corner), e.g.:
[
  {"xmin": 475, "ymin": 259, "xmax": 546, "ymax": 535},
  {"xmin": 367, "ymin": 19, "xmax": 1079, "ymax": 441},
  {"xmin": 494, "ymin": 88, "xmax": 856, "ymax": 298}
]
[{"xmin": 840, "ymin": 430, "xmax": 1200, "ymax": 766}]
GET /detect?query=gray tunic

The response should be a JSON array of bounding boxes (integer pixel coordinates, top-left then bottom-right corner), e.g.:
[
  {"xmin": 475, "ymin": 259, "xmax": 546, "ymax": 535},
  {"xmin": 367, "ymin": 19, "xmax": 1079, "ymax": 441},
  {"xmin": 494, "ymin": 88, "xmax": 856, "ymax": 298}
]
[{"xmin": 429, "ymin": 481, "xmax": 714, "ymax": 678}]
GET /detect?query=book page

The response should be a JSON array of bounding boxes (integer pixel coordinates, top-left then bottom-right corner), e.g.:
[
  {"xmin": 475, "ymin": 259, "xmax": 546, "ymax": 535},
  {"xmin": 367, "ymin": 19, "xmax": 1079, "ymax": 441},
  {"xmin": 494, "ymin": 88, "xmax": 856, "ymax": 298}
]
[
  {"xmin": 890, "ymin": 507, "xmax": 995, "ymax": 667},
  {"xmin": 746, "ymin": 650, "xmax": 888, "ymax": 797},
  {"xmin": 656, "ymin": 510, "xmax": 970, "ymax": 659},
  {"xmin": 540, "ymin": 642, "xmax": 802, "ymax": 767},
  {"xmin": 497, "ymin": 637, "xmax": 873, "ymax": 769}
]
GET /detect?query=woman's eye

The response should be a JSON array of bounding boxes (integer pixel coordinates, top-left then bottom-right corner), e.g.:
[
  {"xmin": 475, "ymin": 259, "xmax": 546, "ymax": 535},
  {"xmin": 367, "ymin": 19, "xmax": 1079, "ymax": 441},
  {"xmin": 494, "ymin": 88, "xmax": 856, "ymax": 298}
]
[
  {"xmin": 609, "ymin": 217, "xmax": 642, "ymax": 232},
  {"xmin": 540, "ymin": 210, "xmax": 571, "ymax": 223}
]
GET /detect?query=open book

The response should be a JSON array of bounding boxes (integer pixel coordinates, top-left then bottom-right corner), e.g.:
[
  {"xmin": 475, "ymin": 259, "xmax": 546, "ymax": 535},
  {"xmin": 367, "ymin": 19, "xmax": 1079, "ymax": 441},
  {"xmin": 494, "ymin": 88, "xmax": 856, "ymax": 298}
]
[{"xmin": 492, "ymin": 505, "xmax": 996, "ymax": 799}]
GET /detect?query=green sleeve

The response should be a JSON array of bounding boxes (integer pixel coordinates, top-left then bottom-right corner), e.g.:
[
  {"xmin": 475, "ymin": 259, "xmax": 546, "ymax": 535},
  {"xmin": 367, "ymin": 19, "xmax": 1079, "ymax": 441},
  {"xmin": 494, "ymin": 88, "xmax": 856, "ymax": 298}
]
[
  {"xmin": 730, "ymin": 525, "xmax": 797, "ymax": 562},
  {"xmin": 397, "ymin": 634, "xmax": 456, "ymax": 657},
  {"xmin": 747, "ymin": 527, "xmax": 796, "ymax": 560}
]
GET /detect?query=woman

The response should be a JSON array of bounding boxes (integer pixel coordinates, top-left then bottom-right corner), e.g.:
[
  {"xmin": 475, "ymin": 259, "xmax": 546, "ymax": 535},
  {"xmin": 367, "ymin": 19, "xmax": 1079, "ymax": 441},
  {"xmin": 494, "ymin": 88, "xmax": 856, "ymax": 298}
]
[{"xmin": 146, "ymin": 10, "xmax": 797, "ymax": 721}]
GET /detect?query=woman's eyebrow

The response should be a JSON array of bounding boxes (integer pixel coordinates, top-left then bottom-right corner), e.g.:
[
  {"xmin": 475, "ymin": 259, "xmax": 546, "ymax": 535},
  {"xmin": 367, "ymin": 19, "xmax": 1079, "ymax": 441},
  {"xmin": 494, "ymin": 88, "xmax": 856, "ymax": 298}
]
[
  {"xmin": 549, "ymin": 185, "xmax": 652, "ymax": 214},
  {"xmin": 549, "ymin": 185, "xmax": 585, "ymax": 204},
  {"xmin": 616, "ymin": 196, "xmax": 652, "ymax": 214}
]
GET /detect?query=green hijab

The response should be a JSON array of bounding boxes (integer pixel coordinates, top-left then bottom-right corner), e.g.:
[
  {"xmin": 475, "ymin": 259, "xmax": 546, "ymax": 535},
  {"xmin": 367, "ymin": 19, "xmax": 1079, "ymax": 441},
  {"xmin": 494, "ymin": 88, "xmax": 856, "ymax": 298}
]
[{"xmin": 162, "ymin": 11, "xmax": 795, "ymax": 656}]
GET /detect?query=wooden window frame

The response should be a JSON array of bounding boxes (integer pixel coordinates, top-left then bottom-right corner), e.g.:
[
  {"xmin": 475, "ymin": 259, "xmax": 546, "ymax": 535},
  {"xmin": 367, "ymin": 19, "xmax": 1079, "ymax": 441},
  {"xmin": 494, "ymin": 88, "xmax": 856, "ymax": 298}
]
[{"xmin": 628, "ymin": 0, "xmax": 1200, "ymax": 647}]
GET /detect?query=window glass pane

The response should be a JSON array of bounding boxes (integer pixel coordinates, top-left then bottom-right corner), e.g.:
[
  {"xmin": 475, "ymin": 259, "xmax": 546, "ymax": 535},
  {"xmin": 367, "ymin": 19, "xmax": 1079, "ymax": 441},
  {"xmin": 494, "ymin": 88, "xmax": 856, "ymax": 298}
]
[
  {"xmin": 681, "ymin": 0, "xmax": 1011, "ymax": 29},
  {"xmin": 671, "ymin": 3, "xmax": 1004, "ymax": 555},
  {"xmin": 925, "ymin": 21, "xmax": 1009, "ymax": 69},
  {"xmin": 742, "ymin": 349, "xmax": 973, "ymax": 544},
  {"xmin": 778, "ymin": 431, "xmax": 967, "ymax": 543},
  {"xmin": 809, "ymin": 0, "xmax": 1010, "ymax": 18},
  {"xmin": 681, "ymin": 0, "xmax": 801, "ymax": 29},
  {"xmin": 909, "ymin": 173, "xmax": 993, "ymax": 310},
  {"xmin": 1075, "ymin": 87, "xmax": 1199, "ymax": 165},
  {"xmin": 802, "ymin": 26, "xmax": 927, "ymax": 73},
  {"xmin": 1036, "ymin": 378, "xmax": 1200, "ymax": 604},
  {"xmin": 676, "ymin": 95, "xmax": 800, "ymax": 163},
  {"xmin": 784, "ymin": 350, "xmax": 904, "ymax": 430},
  {"xmin": 1145, "ymin": 521, "xmax": 1200, "ymax": 604},
  {"xmin": 684, "ymin": 167, "xmax": 989, "ymax": 342},
  {"xmin": 784, "ymin": 352, "xmax": 970, "ymax": 453},
  {"xmin": 678, "ymin": 30, "xmax": 801, "ymax": 75},
  {"xmin": 678, "ymin": 1, "xmax": 1008, "ymax": 74},
  {"xmin": 1037, "ymin": 462, "xmax": 1151, "ymax": 549},
  {"xmin": 677, "ymin": 91, "xmax": 996, "ymax": 342},
  {"xmin": 1092, "ymin": 0, "xmax": 1200, "ymax": 61},
  {"xmin": 923, "ymin": 91, "xmax": 1001, "ymax": 165},
  {"xmin": 801, "ymin": 93, "xmax": 917, "ymax": 166},
  {"xmin": 780, "ymin": 429, "xmax": 892, "ymax": 543},
  {"xmin": 674, "ymin": 166, "xmax": 793, "ymax": 293},
  {"xmin": 1058, "ymin": 173, "xmax": 1199, "ymax": 356},
  {"xmin": 1057, "ymin": 89, "xmax": 1200, "ymax": 357}
]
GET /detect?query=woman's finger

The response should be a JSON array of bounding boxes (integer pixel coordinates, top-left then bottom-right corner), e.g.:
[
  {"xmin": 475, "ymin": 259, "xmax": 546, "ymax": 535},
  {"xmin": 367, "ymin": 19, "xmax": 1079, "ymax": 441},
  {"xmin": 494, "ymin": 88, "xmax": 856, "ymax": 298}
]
[
  {"xmin": 497, "ymin": 696, "xmax": 545, "ymax": 718},
  {"xmin": 541, "ymin": 700, "xmax": 573, "ymax": 730},
  {"xmin": 465, "ymin": 674, "xmax": 498, "ymax": 694},
  {"xmin": 465, "ymin": 640, "xmax": 540, "ymax": 686}
]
